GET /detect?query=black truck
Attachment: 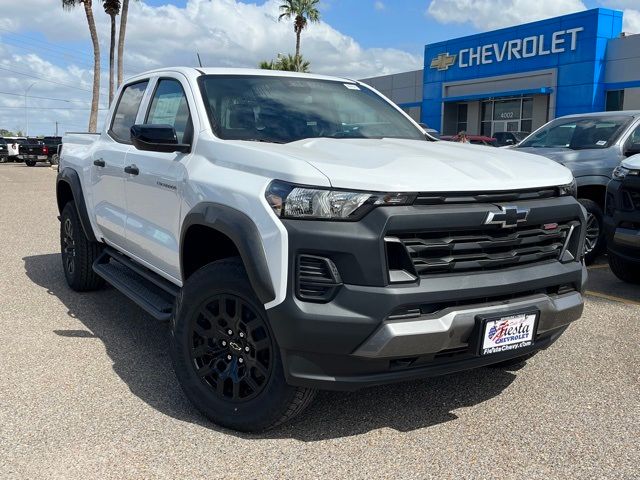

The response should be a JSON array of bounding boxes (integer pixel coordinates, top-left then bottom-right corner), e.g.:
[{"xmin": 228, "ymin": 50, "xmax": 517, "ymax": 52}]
[
  {"xmin": 605, "ymin": 155, "xmax": 640, "ymax": 283},
  {"xmin": 19, "ymin": 138, "xmax": 50, "ymax": 166}
]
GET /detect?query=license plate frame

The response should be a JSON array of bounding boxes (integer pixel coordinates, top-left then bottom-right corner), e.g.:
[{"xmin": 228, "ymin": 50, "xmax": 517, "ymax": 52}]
[{"xmin": 477, "ymin": 310, "xmax": 539, "ymax": 356}]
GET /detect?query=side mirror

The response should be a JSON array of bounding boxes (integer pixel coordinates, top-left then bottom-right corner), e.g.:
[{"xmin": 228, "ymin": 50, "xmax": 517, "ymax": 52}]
[
  {"xmin": 130, "ymin": 124, "xmax": 190, "ymax": 153},
  {"xmin": 624, "ymin": 143, "xmax": 640, "ymax": 158}
]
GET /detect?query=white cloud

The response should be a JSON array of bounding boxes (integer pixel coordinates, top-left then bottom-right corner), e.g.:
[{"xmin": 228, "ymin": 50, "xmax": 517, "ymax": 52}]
[
  {"xmin": 0, "ymin": 0, "xmax": 420, "ymax": 135},
  {"xmin": 374, "ymin": 1, "xmax": 386, "ymax": 11},
  {"xmin": 426, "ymin": 0, "xmax": 587, "ymax": 30},
  {"xmin": 622, "ymin": 9, "xmax": 640, "ymax": 33}
]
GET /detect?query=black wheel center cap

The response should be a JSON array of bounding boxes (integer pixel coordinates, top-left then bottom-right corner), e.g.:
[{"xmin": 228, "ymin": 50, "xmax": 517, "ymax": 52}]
[{"xmin": 229, "ymin": 341, "xmax": 242, "ymax": 352}]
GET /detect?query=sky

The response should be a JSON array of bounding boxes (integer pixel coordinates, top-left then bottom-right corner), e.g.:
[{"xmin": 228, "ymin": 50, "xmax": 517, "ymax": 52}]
[{"xmin": 0, "ymin": 0, "xmax": 638, "ymax": 136}]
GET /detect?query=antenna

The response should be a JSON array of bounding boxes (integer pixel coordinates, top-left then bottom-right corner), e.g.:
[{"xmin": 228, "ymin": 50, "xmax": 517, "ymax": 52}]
[{"xmin": 197, "ymin": 52, "xmax": 203, "ymax": 68}]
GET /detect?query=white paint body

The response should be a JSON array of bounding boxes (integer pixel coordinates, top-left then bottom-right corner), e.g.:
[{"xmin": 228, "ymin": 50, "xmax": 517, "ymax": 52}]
[{"xmin": 60, "ymin": 67, "xmax": 575, "ymax": 309}]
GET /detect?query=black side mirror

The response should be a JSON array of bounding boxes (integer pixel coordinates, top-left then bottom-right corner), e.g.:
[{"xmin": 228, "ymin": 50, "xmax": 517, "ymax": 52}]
[
  {"xmin": 130, "ymin": 124, "xmax": 190, "ymax": 153},
  {"xmin": 624, "ymin": 143, "xmax": 640, "ymax": 157}
]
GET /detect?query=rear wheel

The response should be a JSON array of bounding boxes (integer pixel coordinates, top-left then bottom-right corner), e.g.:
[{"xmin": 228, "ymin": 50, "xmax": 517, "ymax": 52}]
[
  {"xmin": 25, "ymin": 160, "xmax": 36, "ymax": 167},
  {"xmin": 579, "ymin": 199, "xmax": 605, "ymax": 265},
  {"xmin": 60, "ymin": 202, "xmax": 105, "ymax": 291},
  {"xmin": 171, "ymin": 259, "xmax": 316, "ymax": 432},
  {"xmin": 50, "ymin": 154, "xmax": 60, "ymax": 165},
  {"xmin": 608, "ymin": 250, "xmax": 640, "ymax": 284}
]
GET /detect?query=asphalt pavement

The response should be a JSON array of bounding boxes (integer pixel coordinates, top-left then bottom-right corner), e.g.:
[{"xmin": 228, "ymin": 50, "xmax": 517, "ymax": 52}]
[{"xmin": 0, "ymin": 163, "xmax": 638, "ymax": 479}]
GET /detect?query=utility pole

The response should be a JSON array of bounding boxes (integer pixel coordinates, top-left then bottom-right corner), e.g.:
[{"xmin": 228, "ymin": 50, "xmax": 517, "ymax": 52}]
[{"xmin": 55, "ymin": 121, "xmax": 59, "ymax": 137}]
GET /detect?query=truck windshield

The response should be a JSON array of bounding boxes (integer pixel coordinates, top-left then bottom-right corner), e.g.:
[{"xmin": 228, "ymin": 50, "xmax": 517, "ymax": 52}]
[
  {"xmin": 518, "ymin": 116, "xmax": 632, "ymax": 150},
  {"xmin": 199, "ymin": 75, "xmax": 425, "ymax": 144}
]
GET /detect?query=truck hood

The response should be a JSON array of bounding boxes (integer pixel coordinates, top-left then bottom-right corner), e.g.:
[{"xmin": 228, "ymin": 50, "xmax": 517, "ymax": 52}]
[
  {"xmin": 515, "ymin": 146, "xmax": 617, "ymax": 178},
  {"xmin": 273, "ymin": 138, "xmax": 573, "ymax": 192}
]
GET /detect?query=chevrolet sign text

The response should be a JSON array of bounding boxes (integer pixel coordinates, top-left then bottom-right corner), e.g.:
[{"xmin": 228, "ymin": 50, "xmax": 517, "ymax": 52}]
[{"xmin": 458, "ymin": 27, "xmax": 583, "ymax": 68}]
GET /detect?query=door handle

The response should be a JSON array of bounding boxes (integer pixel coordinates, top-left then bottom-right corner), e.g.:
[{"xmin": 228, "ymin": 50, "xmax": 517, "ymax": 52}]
[
  {"xmin": 124, "ymin": 164, "xmax": 139, "ymax": 175},
  {"xmin": 93, "ymin": 158, "xmax": 105, "ymax": 167}
]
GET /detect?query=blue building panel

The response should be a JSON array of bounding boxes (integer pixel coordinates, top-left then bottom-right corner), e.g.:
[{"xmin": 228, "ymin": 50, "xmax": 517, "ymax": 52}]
[{"xmin": 421, "ymin": 8, "xmax": 623, "ymax": 131}]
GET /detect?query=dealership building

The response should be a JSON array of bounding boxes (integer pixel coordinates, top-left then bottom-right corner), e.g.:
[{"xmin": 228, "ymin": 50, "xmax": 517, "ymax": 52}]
[{"xmin": 362, "ymin": 8, "xmax": 640, "ymax": 136}]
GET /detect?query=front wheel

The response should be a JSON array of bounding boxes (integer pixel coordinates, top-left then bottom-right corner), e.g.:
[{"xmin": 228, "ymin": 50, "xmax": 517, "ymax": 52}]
[
  {"xmin": 170, "ymin": 259, "xmax": 316, "ymax": 432},
  {"xmin": 608, "ymin": 250, "xmax": 640, "ymax": 284},
  {"xmin": 578, "ymin": 198, "xmax": 605, "ymax": 265},
  {"xmin": 50, "ymin": 154, "xmax": 60, "ymax": 165}
]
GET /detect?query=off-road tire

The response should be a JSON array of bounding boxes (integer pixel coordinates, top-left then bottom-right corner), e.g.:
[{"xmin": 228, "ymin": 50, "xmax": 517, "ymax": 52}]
[
  {"xmin": 170, "ymin": 258, "xmax": 316, "ymax": 432},
  {"xmin": 608, "ymin": 250, "xmax": 640, "ymax": 284},
  {"xmin": 579, "ymin": 198, "xmax": 605, "ymax": 265},
  {"xmin": 25, "ymin": 160, "xmax": 36, "ymax": 167},
  {"xmin": 50, "ymin": 154, "xmax": 60, "ymax": 166},
  {"xmin": 60, "ymin": 202, "xmax": 105, "ymax": 291}
]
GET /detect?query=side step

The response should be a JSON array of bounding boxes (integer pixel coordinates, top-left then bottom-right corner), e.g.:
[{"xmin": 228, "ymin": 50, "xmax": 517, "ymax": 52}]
[{"xmin": 93, "ymin": 248, "xmax": 179, "ymax": 321}]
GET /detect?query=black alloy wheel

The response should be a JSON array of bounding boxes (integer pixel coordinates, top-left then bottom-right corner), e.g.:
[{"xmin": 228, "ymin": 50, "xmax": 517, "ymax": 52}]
[{"xmin": 190, "ymin": 294, "xmax": 273, "ymax": 402}]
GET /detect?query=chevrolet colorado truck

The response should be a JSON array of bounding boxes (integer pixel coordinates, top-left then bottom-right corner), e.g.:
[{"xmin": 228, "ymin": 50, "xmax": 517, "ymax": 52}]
[
  {"xmin": 605, "ymin": 155, "xmax": 640, "ymax": 283},
  {"xmin": 57, "ymin": 68, "xmax": 587, "ymax": 432},
  {"xmin": 516, "ymin": 111, "xmax": 640, "ymax": 264}
]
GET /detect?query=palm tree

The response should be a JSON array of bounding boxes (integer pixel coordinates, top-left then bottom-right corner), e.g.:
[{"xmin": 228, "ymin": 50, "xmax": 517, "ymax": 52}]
[
  {"xmin": 117, "ymin": 0, "xmax": 137, "ymax": 87},
  {"xmin": 62, "ymin": 0, "xmax": 100, "ymax": 132},
  {"xmin": 278, "ymin": 0, "xmax": 320, "ymax": 60},
  {"xmin": 258, "ymin": 54, "xmax": 310, "ymax": 73},
  {"xmin": 103, "ymin": 0, "xmax": 121, "ymax": 106}
]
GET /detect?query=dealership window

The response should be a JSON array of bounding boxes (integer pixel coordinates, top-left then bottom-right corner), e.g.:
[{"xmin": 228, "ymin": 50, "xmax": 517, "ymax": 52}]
[
  {"xmin": 457, "ymin": 103, "xmax": 468, "ymax": 133},
  {"xmin": 480, "ymin": 96, "xmax": 534, "ymax": 136},
  {"xmin": 606, "ymin": 90, "xmax": 625, "ymax": 111}
]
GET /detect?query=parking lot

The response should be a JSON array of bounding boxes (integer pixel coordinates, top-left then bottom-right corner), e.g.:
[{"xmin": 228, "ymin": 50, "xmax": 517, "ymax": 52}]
[{"xmin": 0, "ymin": 162, "xmax": 638, "ymax": 479}]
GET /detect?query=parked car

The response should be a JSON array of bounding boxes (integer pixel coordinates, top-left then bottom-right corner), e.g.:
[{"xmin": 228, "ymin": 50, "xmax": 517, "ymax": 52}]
[
  {"xmin": 42, "ymin": 136, "xmax": 62, "ymax": 165},
  {"xmin": 4, "ymin": 137, "xmax": 26, "ymax": 161},
  {"xmin": 0, "ymin": 138, "xmax": 8, "ymax": 162},
  {"xmin": 604, "ymin": 154, "xmax": 640, "ymax": 283},
  {"xmin": 57, "ymin": 67, "xmax": 586, "ymax": 432},
  {"xmin": 494, "ymin": 131, "xmax": 529, "ymax": 147},
  {"xmin": 515, "ymin": 111, "xmax": 640, "ymax": 264},
  {"xmin": 441, "ymin": 134, "xmax": 498, "ymax": 146},
  {"xmin": 20, "ymin": 138, "xmax": 50, "ymax": 166}
]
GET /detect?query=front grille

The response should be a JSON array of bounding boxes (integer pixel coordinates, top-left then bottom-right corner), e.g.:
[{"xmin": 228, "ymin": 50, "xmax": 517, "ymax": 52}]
[
  {"xmin": 296, "ymin": 254, "xmax": 342, "ymax": 302},
  {"xmin": 622, "ymin": 189, "xmax": 640, "ymax": 211},
  {"xmin": 415, "ymin": 188, "xmax": 558, "ymax": 205},
  {"xmin": 395, "ymin": 222, "xmax": 577, "ymax": 275}
]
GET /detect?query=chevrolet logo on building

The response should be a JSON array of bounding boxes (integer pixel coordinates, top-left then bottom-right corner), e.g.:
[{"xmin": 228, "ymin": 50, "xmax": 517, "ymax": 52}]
[{"xmin": 430, "ymin": 52, "xmax": 456, "ymax": 71}]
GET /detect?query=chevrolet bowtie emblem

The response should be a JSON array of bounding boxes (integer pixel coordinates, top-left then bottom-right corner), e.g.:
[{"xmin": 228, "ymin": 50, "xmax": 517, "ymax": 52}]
[
  {"xmin": 484, "ymin": 206, "xmax": 530, "ymax": 228},
  {"xmin": 430, "ymin": 52, "xmax": 456, "ymax": 71}
]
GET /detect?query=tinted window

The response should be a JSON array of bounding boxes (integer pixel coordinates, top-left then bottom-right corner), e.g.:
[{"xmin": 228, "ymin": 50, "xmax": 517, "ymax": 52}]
[
  {"xmin": 146, "ymin": 79, "xmax": 192, "ymax": 144},
  {"xmin": 518, "ymin": 116, "xmax": 633, "ymax": 150},
  {"xmin": 110, "ymin": 81, "xmax": 148, "ymax": 142},
  {"xmin": 199, "ymin": 75, "xmax": 424, "ymax": 144}
]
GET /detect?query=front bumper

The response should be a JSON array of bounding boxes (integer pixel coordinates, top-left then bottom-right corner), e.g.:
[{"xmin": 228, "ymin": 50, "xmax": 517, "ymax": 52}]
[{"xmin": 267, "ymin": 197, "xmax": 587, "ymax": 391}]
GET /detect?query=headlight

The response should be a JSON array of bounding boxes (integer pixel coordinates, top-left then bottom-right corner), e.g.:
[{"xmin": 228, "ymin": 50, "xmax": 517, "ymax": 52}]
[
  {"xmin": 265, "ymin": 180, "xmax": 414, "ymax": 220},
  {"xmin": 559, "ymin": 179, "xmax": 577, "ymax": 197},
  {"xmin": 613, "ymin": 165, "xmax": 639, "ymax": 180}
]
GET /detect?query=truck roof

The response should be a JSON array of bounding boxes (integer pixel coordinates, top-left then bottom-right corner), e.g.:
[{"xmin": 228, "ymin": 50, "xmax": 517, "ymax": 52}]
[
  {"xmin": 124, "ymin": 67, "xmax": 357, "ymax": 85},
  {"xmin": 558, "ymin": 110, "xmax": 640, "ymax": 119}
]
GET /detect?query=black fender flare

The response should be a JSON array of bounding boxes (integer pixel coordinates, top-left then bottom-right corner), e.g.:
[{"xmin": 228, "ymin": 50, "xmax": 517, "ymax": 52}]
[
  {"xmin": 181, "ymin": 203, "xmax": 276, "ymax": 304},
  {"xmin": 56, "ymin": 167, "xmax": 97, "ymax": 242}
]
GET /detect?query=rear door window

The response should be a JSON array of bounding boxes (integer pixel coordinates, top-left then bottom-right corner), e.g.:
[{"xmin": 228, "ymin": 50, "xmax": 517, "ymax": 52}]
[{"xmin": 110, "ymin": 81, "xmax": 149, "ymax": 143}]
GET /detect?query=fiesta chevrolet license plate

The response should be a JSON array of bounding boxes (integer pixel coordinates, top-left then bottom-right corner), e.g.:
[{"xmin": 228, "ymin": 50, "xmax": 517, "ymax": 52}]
[{"xmin": 480, "ymin": 312, "xmax": 538, "ymax": 355}]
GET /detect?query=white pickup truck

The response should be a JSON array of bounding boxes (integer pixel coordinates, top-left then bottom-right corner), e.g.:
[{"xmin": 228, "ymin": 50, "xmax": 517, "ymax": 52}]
[{"xmin": 57, "ymin": 67, "xmax": 587, "ymax": 432}]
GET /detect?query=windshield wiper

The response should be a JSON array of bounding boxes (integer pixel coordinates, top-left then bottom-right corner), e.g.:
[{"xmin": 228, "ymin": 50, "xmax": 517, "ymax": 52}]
[{"xmin": 242, "ymin": 138, "xmax": 285, "ymax": 144}]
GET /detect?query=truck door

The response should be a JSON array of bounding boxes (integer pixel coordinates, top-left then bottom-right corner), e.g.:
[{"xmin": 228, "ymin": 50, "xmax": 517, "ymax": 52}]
[
  {"xmin": 123, "ymin": 77, "xmax": 193, "ymax": 282},
  {"xmin": 91, "ymin": 80, "xmax": 149, "ymax": 249}
]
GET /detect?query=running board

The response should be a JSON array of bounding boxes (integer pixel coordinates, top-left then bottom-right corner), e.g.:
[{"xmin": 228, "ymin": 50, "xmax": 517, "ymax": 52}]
[{"xmin": 93, "ymin": 248, "xmax": 178, "ymax": 321}]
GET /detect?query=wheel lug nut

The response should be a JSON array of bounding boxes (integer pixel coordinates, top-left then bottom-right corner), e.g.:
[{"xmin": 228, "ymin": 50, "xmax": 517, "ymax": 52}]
[
  {"xmin": 245, "ymin": 346, "xmax": 250, "ymax": 352},
  {"xmin": 221, "ymin": 340, "xmax": 227, "ymax": 346},
  {"xmin": 227, "ymin": 329, "xmax": 233, "ymax": 335},
  {"xmin": 239, "ymin": 358, "xmax": 244, "ymax": 363},
  {"xmin": 227, "ymin": 355, "xmax": 232, "ymax": 360},
  {"xmin": 239, "ymin": 332, "xmax": 244, "ymax": 338}
]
